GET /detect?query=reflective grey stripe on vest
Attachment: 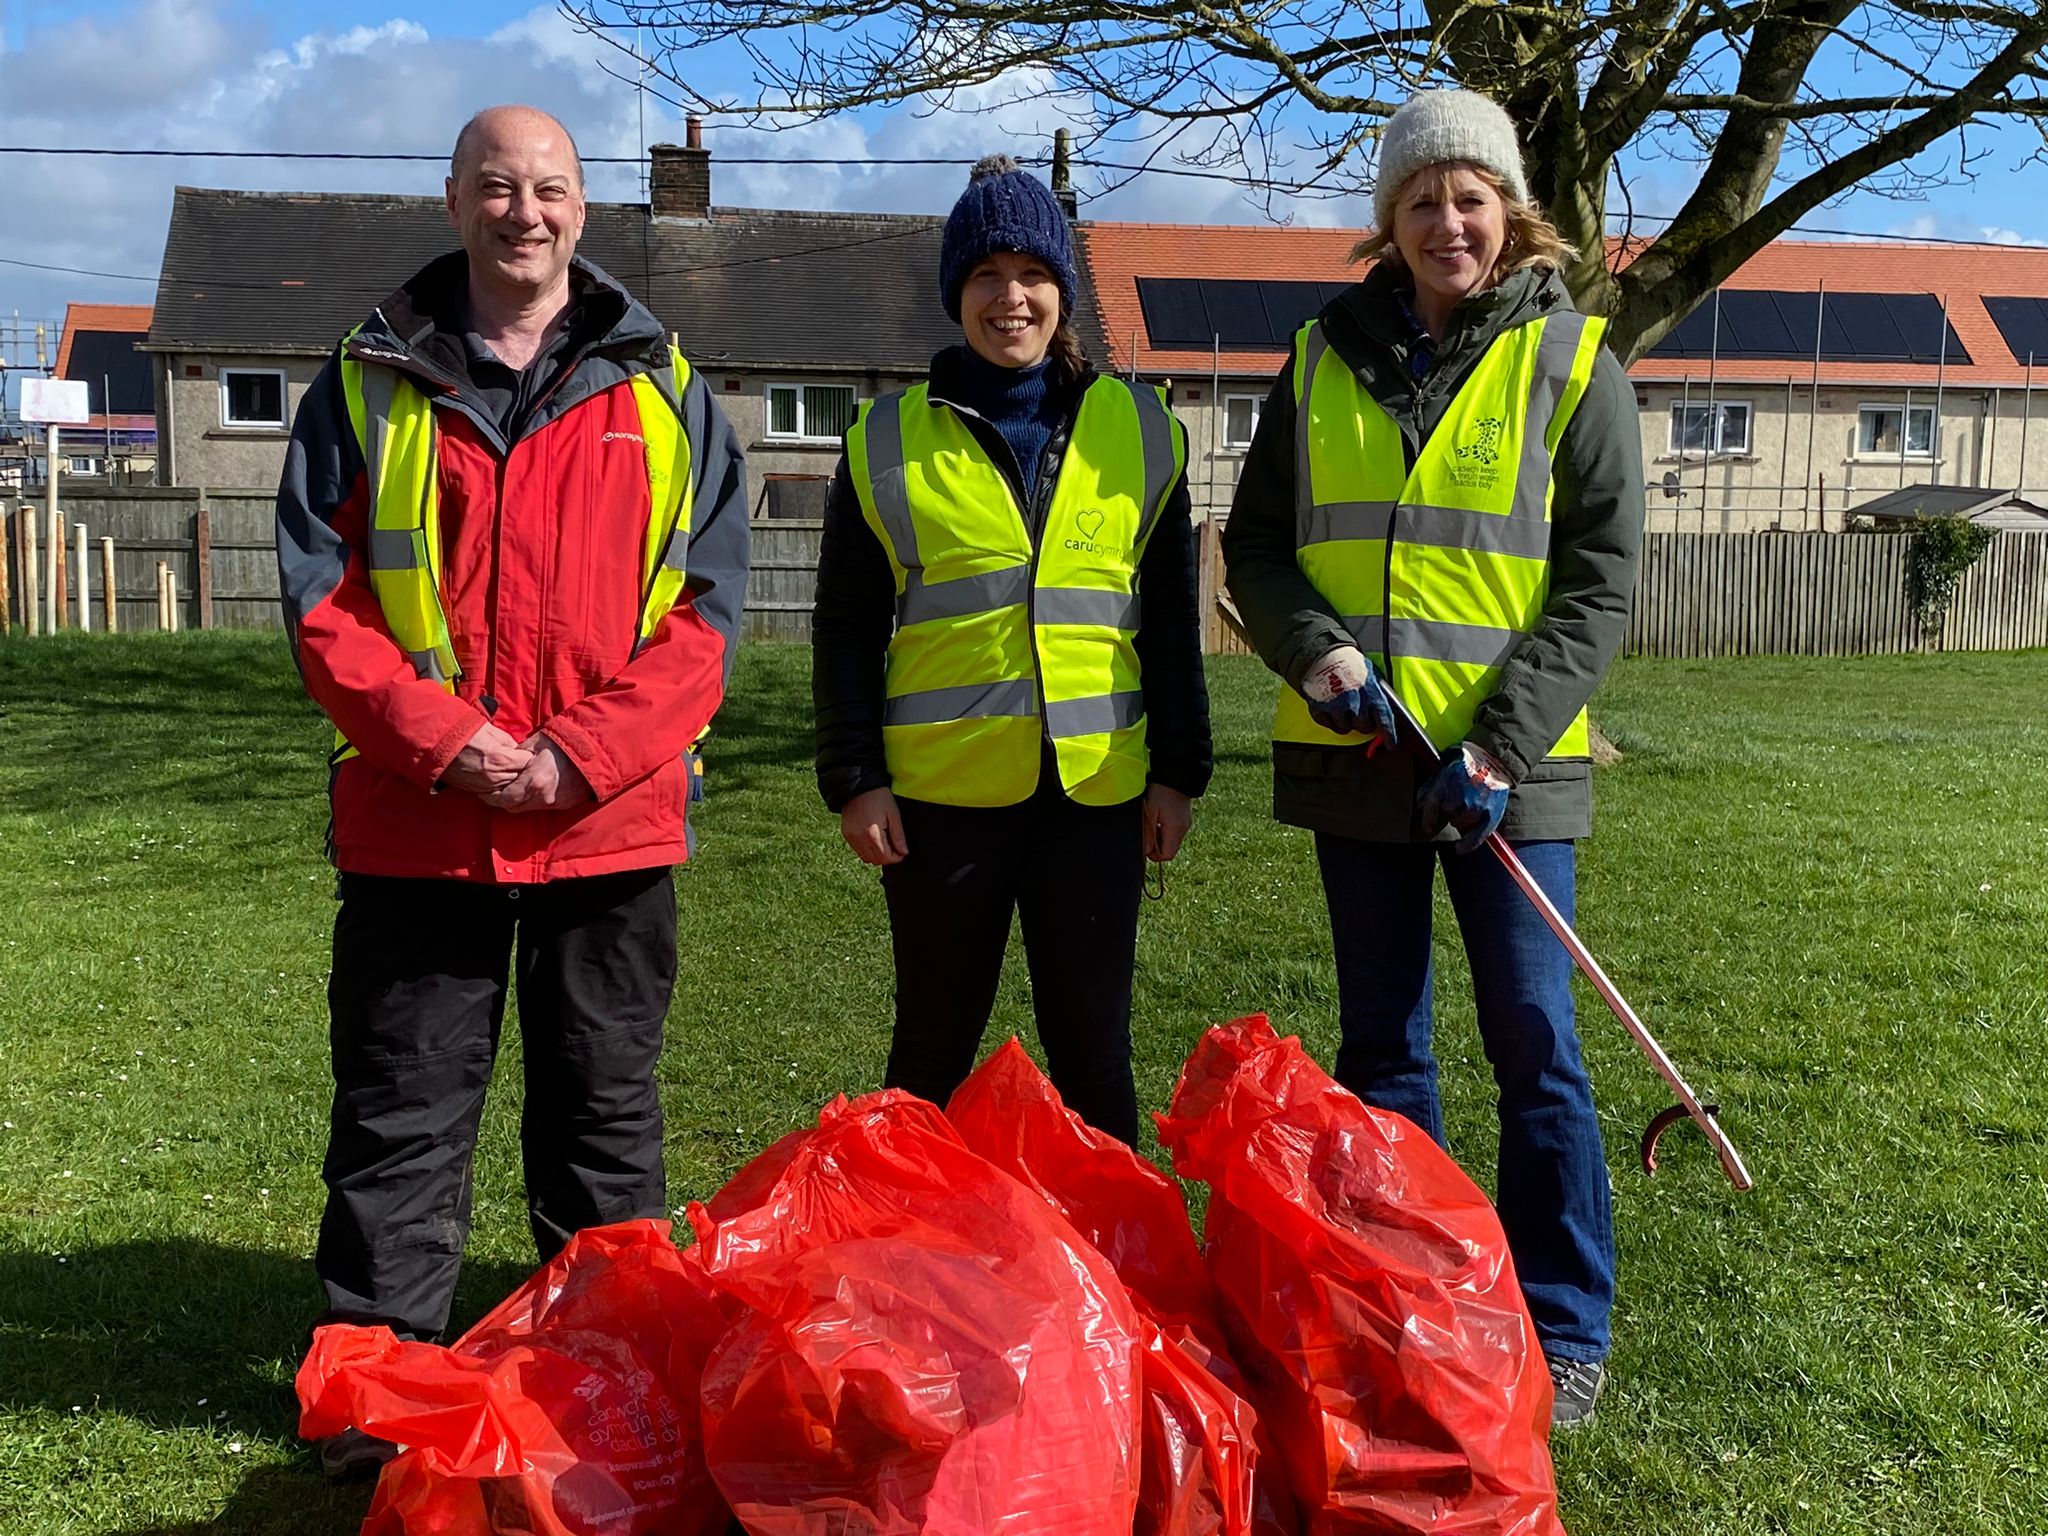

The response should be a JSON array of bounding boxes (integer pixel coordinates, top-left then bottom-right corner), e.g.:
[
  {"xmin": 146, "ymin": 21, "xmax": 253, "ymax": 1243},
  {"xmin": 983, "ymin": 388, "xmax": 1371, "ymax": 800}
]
[
  {"xmin": 1301, "ymin": 500, "xmax": 1395, "ymax": 548},
  {"xmin": 1036, "ymin": 587, "xmax": 1142, "ymax": 629},
  {"xmin": 1389, "ymin": 617, "xmax": 1520, "ymax": 667},
  {"xmin": 1516, "ymin": 313, "xmax": 1593, "ymax": 518},
  {"xmin": 368, "ymin": 528, "xmax": 423, "ymax": 570},
  {"xmin": 899, "ymin": 565, "xmax": 1029, "ymax": 627},
  {"xmin": 1128, "ymin": 381, "xmax": 1179, "ymax": 549},
  {"xmin": 410, "ymin": 649, "xmax": 450, "ymax": 684},
  {"xmin": 1046, "ymin": 690, "xmax": 1143, "ymax": 738},
  {"xmin": 861, "ymin": 395, "xmax": 921, "ymax": 573},
  {"xmin": 884, "ymin": 678, "xmax": 1039, "ymax": 727},
  {"xmin": 1293, "ymin": 324, "xmax": 1331, "ymax": 549},
  {"xmin": 1400, "ymin": 502, "xmax": 1553, "ymax": 560}
]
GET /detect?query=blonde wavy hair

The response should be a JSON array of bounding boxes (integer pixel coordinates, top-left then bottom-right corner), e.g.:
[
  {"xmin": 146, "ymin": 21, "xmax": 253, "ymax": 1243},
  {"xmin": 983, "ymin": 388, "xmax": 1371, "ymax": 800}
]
[{"xmin": 1350, "ymin": 162, "xmax": 1576, "ymax": 283}]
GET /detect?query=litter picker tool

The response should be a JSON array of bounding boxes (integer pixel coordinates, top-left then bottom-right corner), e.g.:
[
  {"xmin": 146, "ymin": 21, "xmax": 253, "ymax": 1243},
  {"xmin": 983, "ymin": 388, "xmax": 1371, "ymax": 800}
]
[{"xmin": 1380, "ymin": 686, "xmax": 1754, "ymax": 1193}]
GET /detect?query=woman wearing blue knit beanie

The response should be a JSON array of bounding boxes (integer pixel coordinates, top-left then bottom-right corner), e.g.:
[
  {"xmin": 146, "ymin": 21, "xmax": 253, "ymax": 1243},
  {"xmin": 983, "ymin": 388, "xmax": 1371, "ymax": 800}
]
[
  {"xmin": 1222, "ymin": 88, "xmax": 1646, "ymax": 1429},
  {"xmin": 811, "ymin": 152, "xmax": 1213, "ymax": 1147}
]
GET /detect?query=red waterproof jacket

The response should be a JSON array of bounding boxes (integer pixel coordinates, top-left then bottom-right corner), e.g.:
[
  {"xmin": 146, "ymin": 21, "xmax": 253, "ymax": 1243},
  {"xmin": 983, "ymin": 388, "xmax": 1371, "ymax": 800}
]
[{"xmin": 276, "ymin": 255, "xmax": 751, "ymax": 882}]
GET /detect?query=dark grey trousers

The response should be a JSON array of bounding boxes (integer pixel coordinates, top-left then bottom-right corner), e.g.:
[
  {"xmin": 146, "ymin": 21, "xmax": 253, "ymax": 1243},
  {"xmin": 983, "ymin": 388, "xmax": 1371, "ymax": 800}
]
[{"xmin": 314, "ymin": 867, "xmax": 675, "ymax": 1341}]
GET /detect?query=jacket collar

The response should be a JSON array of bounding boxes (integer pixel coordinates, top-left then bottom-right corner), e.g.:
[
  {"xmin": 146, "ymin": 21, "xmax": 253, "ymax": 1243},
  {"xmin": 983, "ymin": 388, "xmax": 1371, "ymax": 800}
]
[{"xmin": 344, "ymin": 252, "xmax": 667, "ymax": 388}]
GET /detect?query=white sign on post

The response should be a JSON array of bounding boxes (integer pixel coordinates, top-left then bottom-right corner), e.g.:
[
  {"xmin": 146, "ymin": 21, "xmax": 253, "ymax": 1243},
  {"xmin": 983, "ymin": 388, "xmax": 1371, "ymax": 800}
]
[{"xmin": 21, "ymin": 377, "xmax": 91, "ymax": 425}]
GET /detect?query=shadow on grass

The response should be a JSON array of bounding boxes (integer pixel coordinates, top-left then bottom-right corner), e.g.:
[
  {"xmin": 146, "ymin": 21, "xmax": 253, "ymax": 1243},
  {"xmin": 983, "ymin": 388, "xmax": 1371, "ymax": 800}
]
[
  {"xmin": 0, "ymin": 1239, "xmax": 535, "ymax": 1437},
  {"xmin": 112, "ymin": 1463, "xmax": 373, "ymax": 1536}
]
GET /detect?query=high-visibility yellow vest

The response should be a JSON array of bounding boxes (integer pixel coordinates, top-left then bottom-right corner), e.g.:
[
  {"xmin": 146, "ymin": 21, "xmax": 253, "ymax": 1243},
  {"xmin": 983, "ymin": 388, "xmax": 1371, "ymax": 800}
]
[
  {"xmin": 845, "ymin": 375, "xmax": 1186, "ymax": 808},
  {"xmin": 1275, "ymin": 310, "xmax": 1606, "ymax": 759},
  {"xmin": 332, "ymin": 343, "xmax": 696, "ymax": 762}
]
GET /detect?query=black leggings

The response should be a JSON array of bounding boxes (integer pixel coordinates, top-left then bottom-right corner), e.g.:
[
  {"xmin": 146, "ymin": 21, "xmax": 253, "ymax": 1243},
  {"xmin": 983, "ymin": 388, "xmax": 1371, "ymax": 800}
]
[{"xmin": 879, "ymin": 777, "xmax": 1145, "ymax": 1144}]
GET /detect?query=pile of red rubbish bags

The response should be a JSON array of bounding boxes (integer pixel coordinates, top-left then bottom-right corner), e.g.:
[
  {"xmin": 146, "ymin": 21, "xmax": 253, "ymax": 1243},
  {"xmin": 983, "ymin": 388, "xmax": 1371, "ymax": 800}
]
[{"xmin": 297, "ymin": 1015, "xmax": 1568, "ymax": 1536}]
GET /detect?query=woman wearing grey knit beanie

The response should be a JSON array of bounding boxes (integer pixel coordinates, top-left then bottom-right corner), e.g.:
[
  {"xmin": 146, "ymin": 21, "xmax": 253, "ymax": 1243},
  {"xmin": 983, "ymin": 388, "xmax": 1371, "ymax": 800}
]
[
  {"xmin": 810, "ymin": 152, "xmax": 1213, "ymax": 1148},
  {"xmin": 1222, "ymin": 87, "xmax": 1647, "ymax": 1430}
]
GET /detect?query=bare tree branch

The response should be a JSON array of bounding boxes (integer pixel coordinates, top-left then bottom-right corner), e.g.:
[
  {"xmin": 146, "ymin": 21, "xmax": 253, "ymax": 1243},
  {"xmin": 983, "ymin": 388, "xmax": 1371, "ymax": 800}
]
[{"xmin": 567, "ymin": 0, "xmax": 2048, "ymax": 359}]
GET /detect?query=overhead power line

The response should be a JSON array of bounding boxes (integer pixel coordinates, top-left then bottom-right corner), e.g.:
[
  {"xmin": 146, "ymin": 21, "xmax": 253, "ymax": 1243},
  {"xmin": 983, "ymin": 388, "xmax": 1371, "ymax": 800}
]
[{"xmin": 1, "ymin": 145, "xmax": 2042, "ymax": 285}]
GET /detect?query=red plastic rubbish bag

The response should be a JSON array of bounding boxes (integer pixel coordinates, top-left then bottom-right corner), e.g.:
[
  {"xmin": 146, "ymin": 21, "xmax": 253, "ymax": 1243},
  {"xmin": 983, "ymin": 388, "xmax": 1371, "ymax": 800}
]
[
  {"xmin": 948, "ymin": 1039, "xmax": 1292, "ymax": 1536},
  {"xmin": 945, "ymin": 1038, "xmax": 1228, "ymax": 1354},
  {"xmin": 1134, "ymin": 1313, "xmax": 1263, "ymax": 1536},
  {"xmin": 690, "ymin": 1088, "xmax": 1142, "ymax": 1536},
  {"xmin": 1155, "ymin": 1016, "xmax": 1567, "ymax": 1536},
  {"xmin": 296, "ymin": 1219, "xmax": 731, "ymax": 1536}
]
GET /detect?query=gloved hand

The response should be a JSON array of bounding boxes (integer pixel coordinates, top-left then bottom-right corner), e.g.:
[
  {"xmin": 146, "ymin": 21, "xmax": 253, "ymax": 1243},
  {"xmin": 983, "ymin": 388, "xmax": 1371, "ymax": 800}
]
[
  {"xmin": 1418, "ymin": 742, "xmax": 1512, "ymax": 854},
  {"xmin": 1300, "ymin": 645, "xmax": 1397, "ymax": 745}
]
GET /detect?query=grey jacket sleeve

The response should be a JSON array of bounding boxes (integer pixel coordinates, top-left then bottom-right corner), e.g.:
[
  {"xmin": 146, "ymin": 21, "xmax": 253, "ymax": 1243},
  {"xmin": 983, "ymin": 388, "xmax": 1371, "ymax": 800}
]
[
  {"xmin": 679, "ymin": 368, "xmax": 751, "ymax": 693},
  {"xmin": 1466, "ymin": 348, "xmax": 1645, "ymax": 781},
  {"xmin": 1218, "ymin": 361, "xmax": 1356, "ymax": 691}
]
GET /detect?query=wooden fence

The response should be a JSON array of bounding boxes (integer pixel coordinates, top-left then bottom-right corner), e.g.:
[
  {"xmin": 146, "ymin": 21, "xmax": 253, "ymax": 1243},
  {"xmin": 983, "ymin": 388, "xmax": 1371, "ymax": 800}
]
[
  {"xmin": 5, "ymin": 496, "xmax": 2043, "ymax": 658},
  {"xmin": 1199, "ymin": 523, "xmax": 2048, "ymax": 659}
]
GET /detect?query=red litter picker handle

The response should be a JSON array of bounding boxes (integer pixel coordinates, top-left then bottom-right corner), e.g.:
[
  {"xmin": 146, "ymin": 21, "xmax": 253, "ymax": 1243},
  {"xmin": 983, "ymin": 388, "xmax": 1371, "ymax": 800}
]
[{"xmin": 1381, "ymin": 686, "xmax": 1755, "ymax": 1193}]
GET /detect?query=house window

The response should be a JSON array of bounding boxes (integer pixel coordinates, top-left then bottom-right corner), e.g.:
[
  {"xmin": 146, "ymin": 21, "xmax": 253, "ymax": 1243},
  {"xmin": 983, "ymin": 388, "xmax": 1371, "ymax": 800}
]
[
  {"xmin": 1858, "ymin": 404, "xmax": 1934, "ymax": 458},
  {"xmin": 1223, "ymin": 394, "xmax": 1263, "ymax": 450},
  {"xmin": 67, "ymin": 456, "xmax": 103, "ymax": 476},
  {"xmin": 766, "ymin": 383, "xmax": 857, "ymax": 442},
  {"xmin": 1668, "ymin": 400, "xmax": 1751, "ymax": 456},
  {"xmin": 220, "ymin": 368, "xmax": 287, "ymax": 429}
]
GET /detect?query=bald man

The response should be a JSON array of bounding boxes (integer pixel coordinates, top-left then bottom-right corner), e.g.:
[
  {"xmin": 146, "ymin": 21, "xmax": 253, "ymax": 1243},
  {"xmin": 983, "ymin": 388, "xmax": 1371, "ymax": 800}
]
[{"xmin": 277, "ymin": 105, "xmax": 749, "ymax": 1476}]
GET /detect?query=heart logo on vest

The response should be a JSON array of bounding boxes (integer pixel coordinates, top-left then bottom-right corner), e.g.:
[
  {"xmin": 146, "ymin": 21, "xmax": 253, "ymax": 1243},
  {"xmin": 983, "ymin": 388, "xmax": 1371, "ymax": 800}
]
[{"xmin": 1077, "ymin": 510, "xmax": 1106, "ymax": 541}]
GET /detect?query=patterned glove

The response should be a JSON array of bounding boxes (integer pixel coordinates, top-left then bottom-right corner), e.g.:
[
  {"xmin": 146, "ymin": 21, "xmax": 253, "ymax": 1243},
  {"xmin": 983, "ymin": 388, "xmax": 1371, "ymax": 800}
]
[
  {"xmin": 1418, "ymin": 742, "xmax": 1512, "ymax": 854},
  {"xmin": 1300, "ymin": 645, "xmax": 1397, "ymax": 745}
]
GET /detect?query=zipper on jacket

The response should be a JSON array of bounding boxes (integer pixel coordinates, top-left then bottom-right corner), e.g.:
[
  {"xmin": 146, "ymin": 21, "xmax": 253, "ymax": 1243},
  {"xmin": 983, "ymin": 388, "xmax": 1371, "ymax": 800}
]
[{"xmin": 940, "ymin": 390, "xmax": 1083, "ymax": 754}]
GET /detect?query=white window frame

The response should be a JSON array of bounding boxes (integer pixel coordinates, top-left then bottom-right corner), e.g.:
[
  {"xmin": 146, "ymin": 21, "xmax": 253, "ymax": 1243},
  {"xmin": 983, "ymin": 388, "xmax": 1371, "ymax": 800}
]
[
  {"xmin": 1221, "ymin": 392, "xmax": 1263, "ymax": 451},
  {"xmin": 1667, "ymin": 398, "xmax": 1752, "ymax": 458},
  {"xmin": 67, "ymin": 455, "xmax": 104, "ymax": 476},
  {"xmin": 1856, "ymin": 402, "xmax": 1935, "ymax": 460},
  {"xmin": 219, "ymin": 367, "xmax": 288, "ymax": 430},
  {"xmin": 764, "ymin": 381, "xmax": 858, "ymax": 443}
]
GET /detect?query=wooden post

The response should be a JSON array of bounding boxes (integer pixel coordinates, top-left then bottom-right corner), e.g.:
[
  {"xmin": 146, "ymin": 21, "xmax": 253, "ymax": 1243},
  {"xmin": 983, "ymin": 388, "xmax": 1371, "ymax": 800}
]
[
  {"xmin": 167, "ymin": 570, "xmax": 179, "ymax": 633},
  {"xmin": 100, "ymin": 537, "xmax": 116, "ymax": 634},
  {"xmin": 194, "ymin": 496, "xmax": 214, "ymax": 630},
  {"xmin": 17, "ymin": 504, "xmax": 36, "ymax": 637},
  {"xmin": 157, "ymin": 560, "xmax": 170, "ymax": 631},
  {"xmin": 73, "ymin": 523, "xmax": 89, "ymax": 633},
  {"xmin": 49, "ymin": 506, "xmax": 67, "ymax": 631},
  {"xmin": 0, "ymin": 501, "xmax": 11, "ymax": 637}
]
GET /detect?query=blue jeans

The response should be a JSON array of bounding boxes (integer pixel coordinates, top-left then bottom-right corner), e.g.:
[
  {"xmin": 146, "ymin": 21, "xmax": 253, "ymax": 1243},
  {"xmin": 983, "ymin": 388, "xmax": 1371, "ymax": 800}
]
[{"xmin": 1314, "ymin": 834, "xmax": 1614, "ymax": 1362}]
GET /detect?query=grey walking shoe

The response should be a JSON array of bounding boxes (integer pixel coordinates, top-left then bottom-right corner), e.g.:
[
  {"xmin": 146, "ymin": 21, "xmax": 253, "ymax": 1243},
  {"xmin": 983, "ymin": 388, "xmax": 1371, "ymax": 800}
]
[
  {"xmin": 317, "ymin": 1426, "xmax": 400, "ymax": 1483},
  {"xmin": 1546, "ymin": 1355, "xmax": 1607, "ymax": 1430}
]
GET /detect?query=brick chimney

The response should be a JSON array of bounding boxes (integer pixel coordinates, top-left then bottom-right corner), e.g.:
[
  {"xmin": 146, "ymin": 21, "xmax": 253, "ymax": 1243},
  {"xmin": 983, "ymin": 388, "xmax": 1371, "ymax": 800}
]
[{"xmin": 650, "ymin": 117, "xmax": 710, "ymax": 219}]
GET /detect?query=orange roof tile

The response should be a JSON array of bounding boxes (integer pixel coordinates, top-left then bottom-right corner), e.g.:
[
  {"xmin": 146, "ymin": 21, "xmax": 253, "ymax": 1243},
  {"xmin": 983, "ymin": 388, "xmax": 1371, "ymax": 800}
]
[{"xmin": 1078, "ymin": 223, "xmax": 2048, "ymax": 388}]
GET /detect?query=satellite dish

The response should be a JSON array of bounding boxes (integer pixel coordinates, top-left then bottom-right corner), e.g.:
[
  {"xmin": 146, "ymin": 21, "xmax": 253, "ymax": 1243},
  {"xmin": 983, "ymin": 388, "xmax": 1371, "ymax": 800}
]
[{"xmin": 1660, "ymin": 471, "xmax": 1682, "ymax": 499}]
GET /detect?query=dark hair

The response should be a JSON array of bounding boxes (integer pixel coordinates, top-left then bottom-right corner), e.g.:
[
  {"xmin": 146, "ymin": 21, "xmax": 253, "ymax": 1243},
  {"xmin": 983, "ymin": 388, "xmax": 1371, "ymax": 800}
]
[{"xmin": 1047, "ymin": 321, "xmax": 1089, "ymax": 386}]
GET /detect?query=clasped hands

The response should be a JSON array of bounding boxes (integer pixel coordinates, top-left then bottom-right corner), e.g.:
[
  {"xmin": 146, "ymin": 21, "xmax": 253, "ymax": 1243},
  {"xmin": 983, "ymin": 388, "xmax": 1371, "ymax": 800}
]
[{"xmin": 444, "ymin": 722, "xmax": 592, "ymax": 812}]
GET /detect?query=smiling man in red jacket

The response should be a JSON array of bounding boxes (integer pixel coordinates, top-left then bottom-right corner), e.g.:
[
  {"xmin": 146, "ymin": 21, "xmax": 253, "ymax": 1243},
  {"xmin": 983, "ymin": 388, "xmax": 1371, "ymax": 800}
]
[{"xmin": 276, "ymin": 104, "xmax": 748, "ymax": 1475}]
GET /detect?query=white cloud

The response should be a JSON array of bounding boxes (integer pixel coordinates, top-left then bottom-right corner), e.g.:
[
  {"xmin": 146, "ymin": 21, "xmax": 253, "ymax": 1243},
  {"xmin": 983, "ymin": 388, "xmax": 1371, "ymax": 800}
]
[{"xmin": 1979, "ymin": 226, "xmax": 2048, "ymax": 248}]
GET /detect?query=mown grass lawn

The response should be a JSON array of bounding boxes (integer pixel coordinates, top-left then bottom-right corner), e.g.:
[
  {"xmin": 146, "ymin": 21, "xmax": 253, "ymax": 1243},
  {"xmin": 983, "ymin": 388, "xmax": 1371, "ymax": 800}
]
[{"xmin": 1, "ymin": 632, "xmax": 2044, "ymax": 1535}]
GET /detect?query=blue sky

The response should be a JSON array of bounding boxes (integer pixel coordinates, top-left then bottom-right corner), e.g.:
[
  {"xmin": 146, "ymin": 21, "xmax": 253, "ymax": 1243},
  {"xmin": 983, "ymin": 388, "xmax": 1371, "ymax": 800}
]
[{"xmin": 4, "ymin": 0, "xmax": 2046, "ymax": 344}]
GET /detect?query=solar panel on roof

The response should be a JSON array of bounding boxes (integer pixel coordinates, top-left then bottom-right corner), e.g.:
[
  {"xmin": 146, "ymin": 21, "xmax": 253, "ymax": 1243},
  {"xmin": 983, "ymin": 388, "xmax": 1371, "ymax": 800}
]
[
  {"xmin": 1135, "ymin": 278, "xmax": 1212, "ymax": 347},
  {"xmin": 1645, "ymin": 289, "xmax": 1969, "ymax": 364},
  {"xmin": 1258, "ymin": 281, "xmax": 1330, "ymax": 343},
  {"xmin": 1984, "ymin": 297, "xmax": 2048, "ymax": 366},
  {"xmin": 1135, "ymin": 276, "xmax": 1350, "ymax": 348},
  {"xmin": 1196, "ymin": 280, "xmax": 1272, "ymax": 346},
  {"xmin": 1718, "ymin": 293, "xmax": 1799, "ymax": 357}
]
